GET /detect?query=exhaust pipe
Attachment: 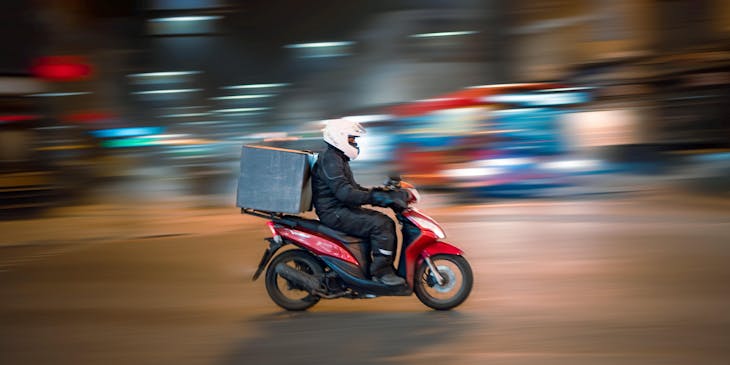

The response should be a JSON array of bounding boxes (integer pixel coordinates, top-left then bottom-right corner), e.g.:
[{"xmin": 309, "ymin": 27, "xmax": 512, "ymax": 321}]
[{"xmin": 275, "ymin": 263, "xmax": 322, "ymax": 294}]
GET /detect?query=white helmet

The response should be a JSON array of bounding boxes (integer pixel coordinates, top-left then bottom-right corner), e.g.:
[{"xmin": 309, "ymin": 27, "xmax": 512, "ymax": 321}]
[{"xmin": 323, "ymin": 118, "xmax": 366, "ymax": 160}]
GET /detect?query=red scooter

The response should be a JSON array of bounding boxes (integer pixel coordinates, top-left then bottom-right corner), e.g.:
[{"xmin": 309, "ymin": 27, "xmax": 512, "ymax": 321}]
[{"xmin": 245, "ymin": 178, "xmax": 473, "ymax": 311}]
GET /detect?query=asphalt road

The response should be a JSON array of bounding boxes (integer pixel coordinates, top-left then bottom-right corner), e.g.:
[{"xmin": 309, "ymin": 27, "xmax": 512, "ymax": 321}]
[{"xmin": 1, "ymin": 191, "xmax": 729, "ymax": 365}]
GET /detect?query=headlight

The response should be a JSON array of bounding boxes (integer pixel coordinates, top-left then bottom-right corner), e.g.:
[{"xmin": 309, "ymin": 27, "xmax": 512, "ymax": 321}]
[
  {"xmin": 406, "ymin": 188, "xmax": 421, "ymax": 204},
  {"xmin": 409, "ymin": 214, "xmax": 446, "ymax": 239}
]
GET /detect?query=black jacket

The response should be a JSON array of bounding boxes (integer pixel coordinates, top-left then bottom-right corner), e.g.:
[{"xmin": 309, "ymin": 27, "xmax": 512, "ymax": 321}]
[{"xmin": 311, "ymin": 143, "xmax": 371, "ymax": 218}]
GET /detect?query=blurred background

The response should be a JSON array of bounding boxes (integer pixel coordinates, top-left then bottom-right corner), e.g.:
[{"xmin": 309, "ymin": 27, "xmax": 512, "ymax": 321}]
[
  {"xmin": 1, "ymin": 0, "xmax": 729, "ymax": 214},
  {"xmin": 1, "ymin": 2, "xmax": 730, "ymax": 365}
]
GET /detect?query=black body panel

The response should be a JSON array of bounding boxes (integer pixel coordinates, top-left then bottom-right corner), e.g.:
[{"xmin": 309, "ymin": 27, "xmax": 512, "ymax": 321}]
[{"xmin": 321, "ymin": 257, "xmax": 411, "ymax": 296}]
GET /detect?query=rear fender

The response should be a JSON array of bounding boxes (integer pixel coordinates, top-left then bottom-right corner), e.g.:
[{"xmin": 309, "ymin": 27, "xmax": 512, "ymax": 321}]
[{"xmin": 252, "ymin": 237, "xmax": 286, "ymax": 281}]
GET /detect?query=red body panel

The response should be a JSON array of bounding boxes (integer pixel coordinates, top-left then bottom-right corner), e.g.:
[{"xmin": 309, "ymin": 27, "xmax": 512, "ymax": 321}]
[{"xmin": 277, "ymin": 226, "xmax": 359, "ymax": 266}]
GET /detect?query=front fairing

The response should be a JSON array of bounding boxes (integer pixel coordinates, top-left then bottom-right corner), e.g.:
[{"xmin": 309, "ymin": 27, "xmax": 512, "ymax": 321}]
[
  {"xmin": 397, "ymin": 208, "xmax": 462, "ymax": 286},
  {"xmin": 402, "ymin": 208, "xmax": 446, "ymax": 239}
]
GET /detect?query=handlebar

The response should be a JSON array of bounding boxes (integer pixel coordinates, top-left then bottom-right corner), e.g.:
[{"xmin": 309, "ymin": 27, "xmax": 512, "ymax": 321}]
[
  {"xmin": 378, "ymin": 176, "xmax": 419, "ymax": 210},
  {"xmin": 385, "ymin": 176, "xmax": 402, "ymax": 189}
]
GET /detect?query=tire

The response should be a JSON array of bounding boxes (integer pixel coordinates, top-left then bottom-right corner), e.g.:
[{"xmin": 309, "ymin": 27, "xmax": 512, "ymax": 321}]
[
  {"xmin": 265, "ymin": 249, "xmax": 324, "ymax": 311},
  {"xmin": 414, "ymin": 254, "xmax": 473, "ymax": 310}
]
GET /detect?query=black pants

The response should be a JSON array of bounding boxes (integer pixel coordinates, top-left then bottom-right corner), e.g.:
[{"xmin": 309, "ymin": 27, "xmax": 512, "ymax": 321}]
[{"xmin": 318, "ymin": 207, "xmax": 396, "ymax": 262}]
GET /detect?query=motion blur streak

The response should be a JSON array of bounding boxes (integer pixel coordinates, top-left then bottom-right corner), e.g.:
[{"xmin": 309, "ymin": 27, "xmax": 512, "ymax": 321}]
[{"xmin": 0, "ymin": 0, "xmax": 728, "ymax": 364}]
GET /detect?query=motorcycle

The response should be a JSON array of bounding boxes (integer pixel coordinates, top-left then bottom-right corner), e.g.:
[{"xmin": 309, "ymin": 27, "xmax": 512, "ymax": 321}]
[{"xmin": 244, "ymin": 177, "xmax": 473, "ymax": 311}]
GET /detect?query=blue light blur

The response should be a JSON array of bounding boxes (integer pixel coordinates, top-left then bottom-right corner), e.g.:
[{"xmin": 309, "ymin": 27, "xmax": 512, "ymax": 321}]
[{"xmin": 90, "ymin": 127, "xmax": 166, "ymax": 139}]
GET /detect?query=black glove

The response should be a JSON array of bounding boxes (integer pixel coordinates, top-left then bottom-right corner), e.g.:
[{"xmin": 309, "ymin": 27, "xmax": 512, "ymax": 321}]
[
  {"xmin": 369, "ymin": 190, "xmax": 394, "ymax": 207},
  {"xmin": 388, "ymin": 190, "xmax": 410, "ymax": 203},
  {"xmin": 388, "ymin": 190, "xmax": 409, "ymax": 211}
]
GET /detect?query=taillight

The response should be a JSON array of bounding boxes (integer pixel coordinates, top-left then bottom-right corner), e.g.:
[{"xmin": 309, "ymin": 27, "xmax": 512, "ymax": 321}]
[
  {"xmin": 266, "ymin": 221, "xmax": 283, "ymax": 244},
  {"xmin": 266, "ymin": 221, "xmax": 277, "ymax": 236}
]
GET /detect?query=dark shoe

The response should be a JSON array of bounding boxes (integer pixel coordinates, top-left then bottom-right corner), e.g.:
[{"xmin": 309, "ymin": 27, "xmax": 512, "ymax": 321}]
[
  {"xmin": 370, "ymin": 254, "xmax": 405, "ymax": 286},
  {"xmin": 374, "ymin": 272, "xmax": 406, "ymax": 286}
]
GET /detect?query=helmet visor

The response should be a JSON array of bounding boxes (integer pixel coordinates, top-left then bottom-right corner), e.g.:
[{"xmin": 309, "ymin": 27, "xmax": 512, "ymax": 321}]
[{"xmin": 348, "ymin": 135, "xmax": 359, "ymax": 148}]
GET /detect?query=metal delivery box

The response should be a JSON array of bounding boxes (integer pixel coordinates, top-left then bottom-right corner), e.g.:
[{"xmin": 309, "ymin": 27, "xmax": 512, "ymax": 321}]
[{"xmin": 236, "ymin": 145, "xmax": 316, "ymax": 213}]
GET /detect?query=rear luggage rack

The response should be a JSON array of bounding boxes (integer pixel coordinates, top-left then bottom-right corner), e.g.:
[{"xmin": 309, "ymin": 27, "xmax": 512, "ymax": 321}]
[
  {"xmin": 241, "ymin": 208, "xmax": 302, "ymax": 228},
  {"xmin": 241, "ymin": 208, "xmax": 282, "ymax": 220}
]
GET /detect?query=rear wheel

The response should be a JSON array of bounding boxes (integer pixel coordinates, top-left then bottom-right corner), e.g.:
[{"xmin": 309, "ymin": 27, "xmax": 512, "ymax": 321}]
[
  {"xmin": 265, "ymin": 249, "xmax": 324, "ymax": 311},
  {"xmin": 414, "ymin": 255, "xmax": 473, "ymax": 310}
]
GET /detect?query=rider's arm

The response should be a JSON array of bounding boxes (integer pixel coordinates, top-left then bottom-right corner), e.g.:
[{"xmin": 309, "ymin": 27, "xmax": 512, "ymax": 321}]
[{"xmin": 320, "ymin": 155, "xmax": 371, "ymax": 207}]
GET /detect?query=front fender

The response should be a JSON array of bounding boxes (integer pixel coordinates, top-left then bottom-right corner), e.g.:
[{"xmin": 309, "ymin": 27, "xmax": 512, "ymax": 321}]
[
  {"xmin": 408, "ymin": 241, "xmax": 464, "ymax": 287},
  {"xmin": 421, "ymin": 240, "xmax": 464, "ymax": 257}
]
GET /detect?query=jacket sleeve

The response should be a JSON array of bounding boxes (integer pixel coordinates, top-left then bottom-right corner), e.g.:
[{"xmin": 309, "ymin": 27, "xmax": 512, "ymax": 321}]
[{"xmin": 320, "ymin": 154, "xmax": 371, "ymax": 207}]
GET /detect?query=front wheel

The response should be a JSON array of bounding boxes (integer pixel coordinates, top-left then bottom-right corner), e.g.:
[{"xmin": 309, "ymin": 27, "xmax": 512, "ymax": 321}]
[
  {"xmin": 265, "ymin": 249, "xmax": 324, "ymax": 311},
  {"xmin": 414, "ymin": 254, "xmax": 473, "ymax": 310}
]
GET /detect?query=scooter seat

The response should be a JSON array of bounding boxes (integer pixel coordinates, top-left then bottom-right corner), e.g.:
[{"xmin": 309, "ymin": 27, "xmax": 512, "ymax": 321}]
[{"xmin": 277, "ymin": 215, "xmax": 363, "ymax": 245}]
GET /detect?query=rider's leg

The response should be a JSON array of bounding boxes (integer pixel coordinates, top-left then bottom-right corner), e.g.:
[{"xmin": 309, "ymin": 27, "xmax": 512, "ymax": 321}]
[{"xmin": 320, "ymin": 207, "xmax": 405, "ymax": 286}]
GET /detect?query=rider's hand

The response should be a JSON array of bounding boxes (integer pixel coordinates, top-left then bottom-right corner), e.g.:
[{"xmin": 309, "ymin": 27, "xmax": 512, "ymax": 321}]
[
  {"xmin": 388, "ymin": 190, "xmax": 410, "ymax": 203},
  {"xmin": 369, "ymin": 190, "xmax": 394, "ymax": 207},
  {"xmin": 388, "ymin": 190, "xmax": 409, "ymax": 212}
]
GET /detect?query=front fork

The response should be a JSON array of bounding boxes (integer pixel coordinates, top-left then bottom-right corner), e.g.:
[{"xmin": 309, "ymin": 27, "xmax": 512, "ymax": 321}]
[{"xmin": 423, "ymin": 255, "xmax": 445, "ymax": 286}]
